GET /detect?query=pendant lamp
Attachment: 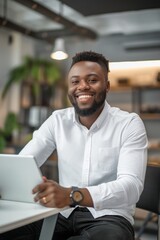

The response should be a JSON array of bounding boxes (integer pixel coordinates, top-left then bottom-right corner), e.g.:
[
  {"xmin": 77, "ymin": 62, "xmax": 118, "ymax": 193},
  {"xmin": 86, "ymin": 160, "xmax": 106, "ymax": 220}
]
[{"xmin": 50, "ymin": 38, "xmax": 68, "ymax": 60}]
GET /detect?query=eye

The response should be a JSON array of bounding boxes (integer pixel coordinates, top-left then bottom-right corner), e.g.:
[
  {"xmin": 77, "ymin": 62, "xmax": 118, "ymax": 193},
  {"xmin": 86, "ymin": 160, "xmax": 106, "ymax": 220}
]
[
  {"xmin": 71, "ymin": 79, "xmax": 79, "ymax": 85},
  {"xmin": 88, "ymin": 79, "xmax": 98, "ymax": 84}
]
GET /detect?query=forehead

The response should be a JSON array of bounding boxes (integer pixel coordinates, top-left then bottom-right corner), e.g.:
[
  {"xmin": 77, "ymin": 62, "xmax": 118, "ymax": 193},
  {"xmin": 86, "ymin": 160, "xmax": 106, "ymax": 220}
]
[{"xmin": 68, "ymin": 61, "xmax": 105, "ymax": 77}]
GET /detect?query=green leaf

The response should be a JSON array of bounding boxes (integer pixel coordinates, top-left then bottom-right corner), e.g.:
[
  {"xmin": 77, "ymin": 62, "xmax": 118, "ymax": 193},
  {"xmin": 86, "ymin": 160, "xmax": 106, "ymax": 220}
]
[
  {"xmin": 1, "ymin": 56, "xmax": 61, "ymax": 100},
  {"xmin": 2, "ymin": 65, "xmax": 27, "ymax": 98},
  {"xmin": 4, "ymin": 112, "xmax": 20, "ymax": 137},
  {"xmin": 0, "ymin": 134, "xmax": 6, "ymax": 153}
]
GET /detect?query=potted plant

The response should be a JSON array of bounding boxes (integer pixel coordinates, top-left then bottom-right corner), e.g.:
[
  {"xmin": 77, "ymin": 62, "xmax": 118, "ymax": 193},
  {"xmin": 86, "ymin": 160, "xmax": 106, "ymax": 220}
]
[
  {"xmin": 0, "ymin": 112, "xmax": 20, "ymax": 153},
  {"xmin": 1, "ymin": 57, "xmax": 63, "ymax": 144},
  {"xmin": 2, "ymin": 56, "xmax": 61, "ymax": 105}
]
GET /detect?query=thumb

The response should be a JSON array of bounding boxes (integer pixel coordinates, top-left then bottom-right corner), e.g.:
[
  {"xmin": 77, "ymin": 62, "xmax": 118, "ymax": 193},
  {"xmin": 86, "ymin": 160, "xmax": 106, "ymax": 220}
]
[{"xmin": 42, "ymin": 176, "xmax": 47, "ymax": 182}]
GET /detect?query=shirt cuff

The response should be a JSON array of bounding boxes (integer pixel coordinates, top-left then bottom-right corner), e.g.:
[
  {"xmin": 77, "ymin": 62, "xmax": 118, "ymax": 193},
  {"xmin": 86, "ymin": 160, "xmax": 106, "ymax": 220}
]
[{"xmin": 86, "ymin": 185, "xmax": 103, "ymax": 210}]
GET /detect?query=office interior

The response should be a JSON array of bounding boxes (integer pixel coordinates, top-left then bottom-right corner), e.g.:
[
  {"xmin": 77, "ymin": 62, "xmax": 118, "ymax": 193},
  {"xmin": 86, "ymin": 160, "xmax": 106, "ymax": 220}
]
[{"xmin": 0, "ymin": 1, "xmax": 160, "ymax": 239}]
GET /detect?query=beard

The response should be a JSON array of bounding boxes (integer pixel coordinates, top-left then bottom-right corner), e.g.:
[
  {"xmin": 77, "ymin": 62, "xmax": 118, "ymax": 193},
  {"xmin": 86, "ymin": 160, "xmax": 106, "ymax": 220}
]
[{"xmin": 68, "ymin": 90, "xmax": 107, "ymax": 116}]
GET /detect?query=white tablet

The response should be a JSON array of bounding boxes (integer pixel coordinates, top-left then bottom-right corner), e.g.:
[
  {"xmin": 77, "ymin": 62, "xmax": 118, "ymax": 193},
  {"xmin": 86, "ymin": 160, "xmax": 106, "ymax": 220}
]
[{"xmin": 0, "ymin": 154, "xmax": 43, "ymax": 203}]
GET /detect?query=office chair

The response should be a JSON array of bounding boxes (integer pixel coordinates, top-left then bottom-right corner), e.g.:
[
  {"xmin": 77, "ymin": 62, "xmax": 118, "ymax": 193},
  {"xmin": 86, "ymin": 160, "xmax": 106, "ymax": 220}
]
[{"xmin": 135, "ymin": 163, "xmax": 160, "ymax": 240}]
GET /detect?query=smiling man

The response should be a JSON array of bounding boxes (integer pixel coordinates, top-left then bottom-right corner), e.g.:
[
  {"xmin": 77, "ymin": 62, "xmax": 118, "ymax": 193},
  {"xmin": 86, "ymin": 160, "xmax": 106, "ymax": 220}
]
[
  {"xmin": 0, "ymin": 51, "xmax": 148, "ymax": 240},
  {"xmin": 68, "ymin": 59, "xmax": 110, "ymax": 129}
]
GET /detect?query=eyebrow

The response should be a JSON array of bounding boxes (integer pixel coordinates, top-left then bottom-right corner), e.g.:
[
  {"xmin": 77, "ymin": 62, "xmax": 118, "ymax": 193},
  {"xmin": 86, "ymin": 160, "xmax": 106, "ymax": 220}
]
[{"xmin": 70, "ymin": 73, "xmax": 100, "ymax": 79}]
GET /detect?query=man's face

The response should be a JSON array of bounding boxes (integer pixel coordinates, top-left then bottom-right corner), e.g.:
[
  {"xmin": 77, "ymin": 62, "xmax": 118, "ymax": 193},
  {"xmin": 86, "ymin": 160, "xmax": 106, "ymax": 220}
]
[{"xmin": 67, "ymin": 61, "xmax": 110, "ymax": 116}]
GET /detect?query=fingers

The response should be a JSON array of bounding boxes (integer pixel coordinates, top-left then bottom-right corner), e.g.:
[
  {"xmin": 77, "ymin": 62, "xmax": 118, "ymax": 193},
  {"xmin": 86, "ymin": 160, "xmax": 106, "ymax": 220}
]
[
  {"xmin": 33, "ymin": 180, "xmax": 56, "ymax": 205},
  {"xmin": 32, "ymin": 183, "xmax": 45, "ymax": 194},
  {"xmin": 35, "ymin": 192, "xmax": 56, "ymax": 208},
  {"xmin": 32, "ymin": 178, "xmax": 53, "ymax": 194},
  {"xmin": 41, "ymin": 196, "xmax": 52, "ymax": 205},
  {"xmin": 34, "ymin": 189, "xmax": 50, "ymax": 203},
  {"xmin": 42, "ymin": 196, "xmax": 47, "ymax": 204},
  {"xmin": 42, "ymin": 176, "xmax": 47, "ymax": 182},
  {"xmin": 32, "ymin": 180, "xmax": 67, "ymax": 208}
]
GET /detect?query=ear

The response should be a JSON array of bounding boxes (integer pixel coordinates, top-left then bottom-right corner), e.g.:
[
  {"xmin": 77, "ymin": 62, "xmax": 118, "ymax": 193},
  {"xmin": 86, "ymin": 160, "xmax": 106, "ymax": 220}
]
[{"xmin": 106, "ymin": 80, "xmax": 110, "ymax": 92}]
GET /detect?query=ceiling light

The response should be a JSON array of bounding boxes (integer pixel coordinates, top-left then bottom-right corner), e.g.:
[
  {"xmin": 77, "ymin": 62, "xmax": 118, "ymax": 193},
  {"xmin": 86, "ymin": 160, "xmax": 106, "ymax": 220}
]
[{"xmin": 50, "ymin": 38, "xmax": 68, "ymax": 60}]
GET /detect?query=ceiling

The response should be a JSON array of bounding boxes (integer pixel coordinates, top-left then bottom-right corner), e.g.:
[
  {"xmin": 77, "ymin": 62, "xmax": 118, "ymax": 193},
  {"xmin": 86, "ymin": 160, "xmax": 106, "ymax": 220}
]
[
  {"xmin": 60, "ymin": 0, "xmax": 160, "ymax": 16},
  {"xmin": 0, "ymin": 0, "xmax": 160, "ymax": 43}
]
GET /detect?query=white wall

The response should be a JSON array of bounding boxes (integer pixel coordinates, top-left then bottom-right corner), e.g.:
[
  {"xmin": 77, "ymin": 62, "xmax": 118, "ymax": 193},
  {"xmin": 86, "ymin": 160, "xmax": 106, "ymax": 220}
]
[{"xmin": 0, "ymin": 29, "xmax": 35, "ymax": 127}]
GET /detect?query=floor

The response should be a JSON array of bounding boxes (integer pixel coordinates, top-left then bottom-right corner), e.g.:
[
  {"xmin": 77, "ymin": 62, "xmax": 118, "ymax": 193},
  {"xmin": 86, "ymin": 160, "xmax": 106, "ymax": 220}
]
[{"xmin": 135, "ymin": 232, "xmax": 157, "ymax": 240}]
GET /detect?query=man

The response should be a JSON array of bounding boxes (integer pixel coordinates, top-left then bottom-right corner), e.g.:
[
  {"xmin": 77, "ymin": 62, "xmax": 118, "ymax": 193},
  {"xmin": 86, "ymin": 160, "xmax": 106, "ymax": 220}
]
[{"xmin": 0, "ymin": 51, "xmax": 148, "ymax": 240}]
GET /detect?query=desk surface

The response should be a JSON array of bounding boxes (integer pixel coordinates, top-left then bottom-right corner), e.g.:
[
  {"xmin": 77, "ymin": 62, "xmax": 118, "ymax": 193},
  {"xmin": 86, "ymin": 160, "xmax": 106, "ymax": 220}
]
[{"xmin": 0, "ymin": 200, "xmax": 63, "ymax": 233}]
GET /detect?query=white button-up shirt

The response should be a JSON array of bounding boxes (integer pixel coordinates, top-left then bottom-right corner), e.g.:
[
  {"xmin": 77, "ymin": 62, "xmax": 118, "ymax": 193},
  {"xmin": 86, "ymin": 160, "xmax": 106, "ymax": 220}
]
[{"xmin": 20, "ymin": 101, "xmax": 148, "ymax": 224}]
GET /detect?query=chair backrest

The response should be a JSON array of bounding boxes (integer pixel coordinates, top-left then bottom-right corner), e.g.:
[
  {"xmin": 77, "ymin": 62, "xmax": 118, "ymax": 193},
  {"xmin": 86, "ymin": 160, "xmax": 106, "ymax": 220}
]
[{"xmin": 136, "ymin": 163, "xmax": 160, "ymax": 214}]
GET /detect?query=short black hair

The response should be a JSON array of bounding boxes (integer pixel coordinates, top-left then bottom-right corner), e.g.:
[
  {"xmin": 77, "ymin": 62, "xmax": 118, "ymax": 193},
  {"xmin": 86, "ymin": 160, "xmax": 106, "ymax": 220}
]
[{"xmin": 70, "ymin": 51, "xmax": 110, "ymax": 73}]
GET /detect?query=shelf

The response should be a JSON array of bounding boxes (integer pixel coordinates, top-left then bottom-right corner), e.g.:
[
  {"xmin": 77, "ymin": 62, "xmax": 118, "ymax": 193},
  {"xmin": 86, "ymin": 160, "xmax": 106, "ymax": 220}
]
[
  {"xmin": 148, "ymin": 157, "xmax": 160, "ymax": 165},
  {"xmin": 148, "ymin": 146, "xmax": 160, "ymax": 151},
  {"xmin": 140, "ymin": 113, "xmax": 160, "ymax": 120},
  {"xmin": 109, "ymin": 83, "xmax": 160, "ymax": 166},
  {"xmin": 148, "ymin": 162, "xmax": 160, "ymax": 167},
  {"xmin": 110, "ymin": 84, "xmax": 160, "ymax": 91},
  {"xmin": 133, "ymin": 84, "xmax": 160, "ymax": 90},
  {"xmin": 110, "ymin": 86, "xmax": 132, "ymax": 91}
]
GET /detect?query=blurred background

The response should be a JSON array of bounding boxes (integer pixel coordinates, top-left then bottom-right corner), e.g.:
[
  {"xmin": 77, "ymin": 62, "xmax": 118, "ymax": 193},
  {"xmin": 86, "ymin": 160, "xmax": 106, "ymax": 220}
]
[{"xmin": 0, "ymin": 1, "xmax": 160, "ymax": 238}]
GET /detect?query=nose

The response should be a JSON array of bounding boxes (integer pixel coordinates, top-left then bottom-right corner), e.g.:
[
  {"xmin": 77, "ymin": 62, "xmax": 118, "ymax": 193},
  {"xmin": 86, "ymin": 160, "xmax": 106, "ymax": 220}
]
[{"xmin": 78, "ymin": 79, "xmax": 90, "ymax": 90}]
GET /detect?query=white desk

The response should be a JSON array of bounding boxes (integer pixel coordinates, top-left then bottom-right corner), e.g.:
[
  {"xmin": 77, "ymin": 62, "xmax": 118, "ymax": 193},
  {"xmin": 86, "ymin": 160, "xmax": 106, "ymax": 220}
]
[{"xmin": 0, "ymin": 200, "xmax": 64, "ymax": 239}]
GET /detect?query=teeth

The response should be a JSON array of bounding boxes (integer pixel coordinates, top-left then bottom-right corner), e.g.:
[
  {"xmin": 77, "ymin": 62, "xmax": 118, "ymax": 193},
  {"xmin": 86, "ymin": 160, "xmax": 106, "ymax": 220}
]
[{"xmin": 78, "ymin": 95, "xmax": 92, "ymax": 99}]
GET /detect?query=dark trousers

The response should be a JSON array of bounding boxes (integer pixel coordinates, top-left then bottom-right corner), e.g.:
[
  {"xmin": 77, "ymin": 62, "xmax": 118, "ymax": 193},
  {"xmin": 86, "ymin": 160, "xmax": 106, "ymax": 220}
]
[{"xmin": 0, "ymin": 207, "xmax": 134, "ymax": 240}]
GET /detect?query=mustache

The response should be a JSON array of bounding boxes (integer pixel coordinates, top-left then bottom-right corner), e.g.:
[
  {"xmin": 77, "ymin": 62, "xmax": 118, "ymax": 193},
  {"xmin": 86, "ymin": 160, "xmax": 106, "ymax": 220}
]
[{"xmin": 68, "ymin": 90, "xmax": 107, "ymax": 116}]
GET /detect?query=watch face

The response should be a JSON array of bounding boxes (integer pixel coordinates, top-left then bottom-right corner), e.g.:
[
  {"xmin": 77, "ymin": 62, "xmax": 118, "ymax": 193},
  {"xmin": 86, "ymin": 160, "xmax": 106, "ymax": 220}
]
[{"xmin": 73, "ymin": 191, "xmax": 83, "ymax": 202}]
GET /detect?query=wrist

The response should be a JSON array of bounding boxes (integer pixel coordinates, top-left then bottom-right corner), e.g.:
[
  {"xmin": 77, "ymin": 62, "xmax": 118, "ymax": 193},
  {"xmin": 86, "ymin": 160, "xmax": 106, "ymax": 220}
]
[{"xmin": 65, "ymin": 187, "xmax": 72, "ymax": 206}]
